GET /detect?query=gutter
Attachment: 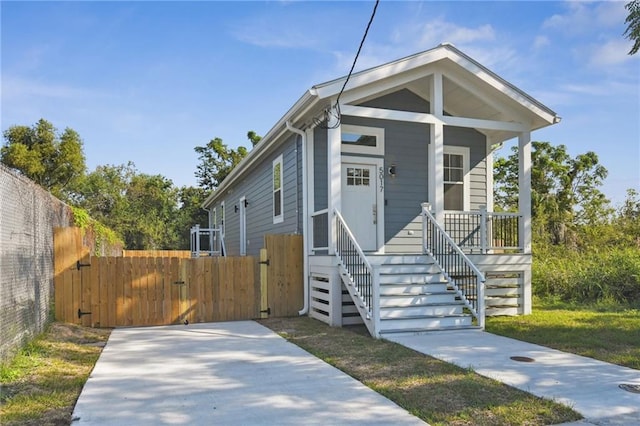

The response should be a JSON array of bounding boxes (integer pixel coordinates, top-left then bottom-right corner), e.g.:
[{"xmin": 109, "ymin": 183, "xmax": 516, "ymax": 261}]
[{"xmin": 286, "ymin": 121, "xmax": 309, "ymax": 316}]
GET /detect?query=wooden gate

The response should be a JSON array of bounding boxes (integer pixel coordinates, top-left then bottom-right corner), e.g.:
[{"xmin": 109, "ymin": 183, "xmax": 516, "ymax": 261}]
[{"xmin": 54, "ymin": 228, "xmax": 302, "ymax": 327}]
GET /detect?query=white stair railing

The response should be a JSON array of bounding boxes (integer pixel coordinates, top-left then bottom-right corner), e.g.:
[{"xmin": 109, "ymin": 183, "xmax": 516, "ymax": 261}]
[
  {"xmin": 190, "ymin": 225, "xmax": 226, "ymax": 257},
  {"xmin": 333, "ymin": 209, "xmax": 380, "ymax": 337},
  {"xmin": 422, "ymin": 203, "xmax": 486, "ymax": 328}
]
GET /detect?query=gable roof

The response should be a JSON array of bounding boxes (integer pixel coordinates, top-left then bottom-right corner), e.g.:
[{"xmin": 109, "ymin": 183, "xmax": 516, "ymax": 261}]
[{"xmin": 203, "ymin": 43, "xmax": 559, "ymax": 208}]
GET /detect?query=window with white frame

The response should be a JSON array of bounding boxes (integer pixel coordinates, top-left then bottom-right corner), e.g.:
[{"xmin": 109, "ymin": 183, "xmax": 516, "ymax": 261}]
[
  {"xmin": 443, "ymin": 146, "xmax": 470, "ymax": 211},
  {"xmin": 341, "ymin": 124, "xmax": 384, "ymax": 156},
  {"xmin": 273, "ymin": 155, "xmax": 284, "ymax": 223}
]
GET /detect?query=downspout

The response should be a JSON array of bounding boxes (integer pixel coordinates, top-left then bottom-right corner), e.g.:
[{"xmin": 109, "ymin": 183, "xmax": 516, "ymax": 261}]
[{"xmin": 286, "ymin": 121, "xmax": 309, "ymax": 315}]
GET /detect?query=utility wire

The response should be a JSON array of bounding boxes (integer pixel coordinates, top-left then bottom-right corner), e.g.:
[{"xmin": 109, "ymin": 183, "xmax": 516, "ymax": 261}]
[{"xmin": 322, "ymin": 0, "xmax": 380, "ymax": 129}]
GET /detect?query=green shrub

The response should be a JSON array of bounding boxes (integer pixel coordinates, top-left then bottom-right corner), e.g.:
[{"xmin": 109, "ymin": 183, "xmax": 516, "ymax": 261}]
[{"xmin": 533, "ymin": 246, "xmax": 640, "ymax": 306}]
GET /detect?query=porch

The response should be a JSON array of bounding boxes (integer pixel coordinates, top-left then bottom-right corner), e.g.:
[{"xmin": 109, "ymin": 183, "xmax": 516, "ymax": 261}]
[{"xmin": 308, "ymin": 204, "xmax": 531, "ymax": 338}]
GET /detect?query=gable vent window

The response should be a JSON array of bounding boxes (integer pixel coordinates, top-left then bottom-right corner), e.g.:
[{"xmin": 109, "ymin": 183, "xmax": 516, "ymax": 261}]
[{"xmin": 273, "ymin": 155, "xmax": 284, "ymax": 224}]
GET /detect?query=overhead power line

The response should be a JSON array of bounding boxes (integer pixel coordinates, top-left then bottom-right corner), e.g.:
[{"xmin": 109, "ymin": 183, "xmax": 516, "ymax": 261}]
[{"xmin": 320, "ymin": 0, "xmax": 380, "ymax": 129}]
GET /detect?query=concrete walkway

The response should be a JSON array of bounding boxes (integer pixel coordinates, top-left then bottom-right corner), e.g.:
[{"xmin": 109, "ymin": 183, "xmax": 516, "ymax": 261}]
[
  {"xmin": 385, "ymin": 329, "xmax": 640, "ymax": 425},
  {"xmin": 72, "ymin": 321, "xmax": 425, "ymax": 425}
]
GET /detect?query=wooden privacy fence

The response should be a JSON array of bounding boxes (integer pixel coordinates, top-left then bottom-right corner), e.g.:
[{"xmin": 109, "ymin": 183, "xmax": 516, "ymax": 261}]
[
  {"xmin": 122, "ymin": 250, "xmax": 191, "ymax": 258},
  {"xmin": 54, "ymin": 228, "xmax": 303, "ymax": 327}
]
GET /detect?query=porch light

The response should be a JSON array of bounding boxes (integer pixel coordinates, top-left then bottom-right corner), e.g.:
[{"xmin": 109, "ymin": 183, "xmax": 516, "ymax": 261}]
[
  {"xmin": 234, "ymin": 205, "xmax": 238, "ymax": 213},
  {"xmin": 388, "ymin": 164, "xmax": 396, "ymax": 178},
  {"xmin": 243, "ymin": 199, "xmax": 249, "ymax": 208}
]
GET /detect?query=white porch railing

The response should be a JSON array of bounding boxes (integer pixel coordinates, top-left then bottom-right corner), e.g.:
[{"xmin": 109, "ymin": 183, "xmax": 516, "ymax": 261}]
[
  {"xmin": 422, "ymin": 203, "xmax": 486, "ymax": 328},
  {"xmin": 444, "ymin": 207, "xmax": 523, "ymax": 254},
  {"xmin": 333, "ymin": 209, "xmax": 380, "ymax": 337},
  {"xmin": 190, "ymin": 225, "xmax": 226, "ymax": 257}
]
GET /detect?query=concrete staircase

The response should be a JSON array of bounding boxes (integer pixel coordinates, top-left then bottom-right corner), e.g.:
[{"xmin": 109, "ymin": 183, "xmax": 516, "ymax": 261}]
[{"xmin": 368, "ymin": 254, "xmax": 476, "ymax": 335}]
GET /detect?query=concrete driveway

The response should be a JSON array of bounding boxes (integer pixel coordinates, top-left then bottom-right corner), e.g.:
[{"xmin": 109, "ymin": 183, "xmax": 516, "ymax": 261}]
[{"xmin": 72, "ymin": 321, "xmax": 425, "ymax": 425}]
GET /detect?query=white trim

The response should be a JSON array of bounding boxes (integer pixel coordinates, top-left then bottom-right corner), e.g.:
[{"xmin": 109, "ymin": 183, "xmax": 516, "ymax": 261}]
[
  {"xmin": 212, "ymin": 208, "xmax": 217, "ymax": 228},
  {"xmin": 239, "ymin": 196, "xmax": 247, "ymax": 256},
  {"xmin": 272, "ymin": 154, "xmax": 284, "ymax": 224},
  {"xmin": 518, "ymin": 132, "xmax": 532, "ymax": 254},
  {"xmin": 485, "ymin": 138, "xmax": 494, "ymax": 213},
  {"xmin": 220, "ymin": 201, "xmax": 225, "ymax": 237},
  {"xmin": 443, "ymin": 145, "xmax": 471, "ymax": 212},
  {"xmin": 341, "ymin": 155, "xmax": 385, "ymax": 253},
  {"xmin": 340, "ymin": 104, "xmax": 526, "ymax": 132},
  {"xmin": 340, "ymin": 124, "xmax": 385, "ymax": 156},
  {"xmin": 327, "ymin": 113, "xmax": 341, "ymax": 255}
]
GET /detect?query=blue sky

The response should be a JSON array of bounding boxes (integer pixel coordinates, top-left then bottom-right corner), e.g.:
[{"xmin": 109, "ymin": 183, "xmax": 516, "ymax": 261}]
[{"xmin": 2, "ymin": 1, "xmax": 638, "ymax": 205}]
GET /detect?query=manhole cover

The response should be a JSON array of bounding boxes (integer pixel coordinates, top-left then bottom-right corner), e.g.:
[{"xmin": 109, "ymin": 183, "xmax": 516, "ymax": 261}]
[
  {"xmin": 510, "ymin": 356, "xmax": 535, "ymax": 362},
  {"xmin": 619, "ymin": 384, "xmax": 640, "ymax": 394}
]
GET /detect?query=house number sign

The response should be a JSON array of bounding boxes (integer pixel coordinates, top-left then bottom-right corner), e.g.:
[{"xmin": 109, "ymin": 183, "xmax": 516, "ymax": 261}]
[{"xmin": 378, "ymin": 167, "xmax": 384, "ymax": 192}]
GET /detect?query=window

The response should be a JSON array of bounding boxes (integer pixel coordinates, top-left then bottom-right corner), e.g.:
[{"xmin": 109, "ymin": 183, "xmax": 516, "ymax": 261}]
[
  {"xmin": 443, "ymin": 146, "xmax": 469, "ymax": 211},
  {"xmin": 341, "ymin": 125, "xmax": 384, "ymax": 155},
  {"xmin": 273, "ymin": 155, "xmax": 283, "ymax": 224},
  {"xmin": 346, "ymin": 167, "xmax": 370, "ymax": 186}
]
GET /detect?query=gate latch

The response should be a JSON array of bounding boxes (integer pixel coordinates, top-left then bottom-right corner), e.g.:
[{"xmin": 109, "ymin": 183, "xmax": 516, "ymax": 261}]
[
  {"xmin": 259, "ymin": 259, "xmax": 270, "ymax": 266},
  {"xmin": 260, "ymin": 307, "xmax": 271, "ymax": 315},
  {"xmin": 76, "ymin": 260, "xmax": 91, "ymax": 270},
  {"xmin": 77, "ymin": 309, "xmax": 92, "ymax": 319}
]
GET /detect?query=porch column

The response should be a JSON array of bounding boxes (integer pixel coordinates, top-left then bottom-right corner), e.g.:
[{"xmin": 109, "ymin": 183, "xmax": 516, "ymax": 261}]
[
  {"xmin": 518, "ymin": 131, "xmax": 532, "ymax": 254},
  {"xmin": 428, "ymin": 72, "xmax": 444, "ymax": 223},
  {"xmin": 327, "ymin": 109, "xmax": 341, "ymax": 255}
]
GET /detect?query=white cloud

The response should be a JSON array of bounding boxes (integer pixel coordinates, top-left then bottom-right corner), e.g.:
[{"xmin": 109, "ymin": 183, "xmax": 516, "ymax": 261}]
[
  {"xmin": 588, "ymin": 38, "xmax": 637, "ymax": 67},
  {"xmin": 2, "ymin": 75, "xmax": 111, "ymax": 101},
  {"xmin": 543, "ymin": 1, "xmax": 627, "ymax": 36},
  {"xmin": 533, "ymin": 35, "xmax": 550, "ymax": 50},
  {"xmin": 391, "ymin": 18, "xmax": 496, "ymax": 49},
  {"xmin": 232, "ymin": 27, "xmax": 320, "ymax": 49}
]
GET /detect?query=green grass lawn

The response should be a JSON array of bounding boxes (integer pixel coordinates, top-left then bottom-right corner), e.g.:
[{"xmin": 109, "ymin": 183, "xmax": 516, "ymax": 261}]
[
  {"xmin": 486, "ymin": 301, "xmax": 640, "ymax": 370},
  {"xmin": 0, "ymin": 323, "xmax": 111, "ymax": 426}
]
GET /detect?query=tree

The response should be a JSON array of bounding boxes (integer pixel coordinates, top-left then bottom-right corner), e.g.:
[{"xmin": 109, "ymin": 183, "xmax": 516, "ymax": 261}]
[
  {"xmin": 625, "ymin": 0, "xmax": 640, "ymax": 55},
  {"xmin": 1, "ymin": 118, "xmax": 86, "ymax": 199},
  {"xmin": 174, "ymin": 186, "xmax": 210, "ymax": 249},
  {"xmin": 494, "ymin": 142, "xmax": 610, "ymax": 245},
  {"xmin": 124, "ymin": 173, "xmax": 179, "ymax": 249},
  {"xmin": 194, "ymin": 131, "xmax": 261, "ymax": 191},
  {"xmin": 75, "ymin": 163, "xmax": 182, "ymax": 250}
]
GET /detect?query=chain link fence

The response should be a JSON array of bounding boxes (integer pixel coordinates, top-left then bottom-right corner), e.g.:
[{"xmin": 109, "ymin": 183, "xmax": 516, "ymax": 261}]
[{"xmin": 0, "ymin": 164, "xmax": 73, "ymax": 362}]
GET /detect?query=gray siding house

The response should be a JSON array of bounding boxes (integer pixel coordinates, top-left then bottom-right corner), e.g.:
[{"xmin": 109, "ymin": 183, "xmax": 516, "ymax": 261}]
[{"xmin": 202, "ymin": 44, "xmax": 560, "ymax": 338}]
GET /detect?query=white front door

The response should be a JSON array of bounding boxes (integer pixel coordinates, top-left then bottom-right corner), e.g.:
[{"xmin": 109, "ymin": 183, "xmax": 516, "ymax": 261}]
[{"xmin": 341, "ymin": 162, "xmax": 378, "ymax": 251}]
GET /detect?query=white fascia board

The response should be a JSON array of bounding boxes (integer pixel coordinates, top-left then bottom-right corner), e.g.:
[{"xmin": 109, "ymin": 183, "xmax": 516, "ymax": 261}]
[
  {"xmin": 313, "ymin": 47, "xmax": 448, "ymax": 100},
  {"xmin": 202, "ymin": 90, "xmax": 318, "ymax": 209},
  {"xmin": 443, "ymin": 48, "xmax": 559, "ymax": 125}
]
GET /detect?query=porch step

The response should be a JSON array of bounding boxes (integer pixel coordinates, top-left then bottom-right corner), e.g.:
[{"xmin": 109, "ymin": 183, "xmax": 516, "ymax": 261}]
[
  {"xmin": 379, "ymin": 324, "xmax": 481, "ymax": 337},
  {"xmin": 379, "ymin": 314, "xmax": 473, "ymax": 331},
  {"xmin": 380, "ymin": 303, "xmax": 463, "ymax": 318},
  {"xmin": 379, "ymin": 271, "xmax": 446, "ymax": 284},
  {"xmin": 340, "ymin": 252, "xmax": 480, "ymax": 336},
  {"xmin": 380, "ymin": 282, "xmax": 451, "ymax": 295}
]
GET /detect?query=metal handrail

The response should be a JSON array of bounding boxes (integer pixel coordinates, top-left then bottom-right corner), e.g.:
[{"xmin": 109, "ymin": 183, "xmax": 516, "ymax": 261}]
[
  {"xmin": 333, "ymin": 209, "xmax": 379, "ymax": 336},
  {"xmin": 422, "ymin": 203, "xmax": 486, "ymax": 328}
]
